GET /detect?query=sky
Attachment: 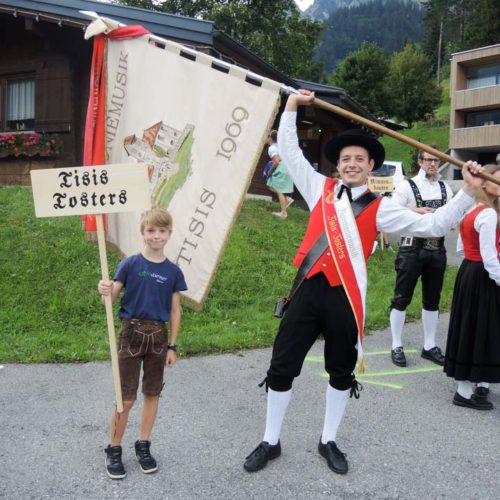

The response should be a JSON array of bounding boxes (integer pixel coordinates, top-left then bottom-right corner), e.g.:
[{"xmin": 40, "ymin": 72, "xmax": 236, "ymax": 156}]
[{"xmin": 295, "ymin": 0, "xmax": 314, "ymax": 11}]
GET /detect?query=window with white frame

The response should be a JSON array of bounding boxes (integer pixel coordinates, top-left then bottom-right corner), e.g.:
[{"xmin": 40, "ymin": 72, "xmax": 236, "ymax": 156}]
[
  {"xmin": 466, "ymin": 63, "xmax": 500, "ymax": 90},
  {"xmin": 1, "ymin": 76, "xmax": 35, "ymax": 131}
]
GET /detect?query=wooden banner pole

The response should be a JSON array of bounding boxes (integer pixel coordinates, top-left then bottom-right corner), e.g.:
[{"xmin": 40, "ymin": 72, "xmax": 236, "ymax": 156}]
[
  {"xmin": 95, "ymin": 214, "xmax": 124, "ymax": 413},
  {"xmin": 311, "ymin": 97, "xmax": 500, "ymax": 187}
]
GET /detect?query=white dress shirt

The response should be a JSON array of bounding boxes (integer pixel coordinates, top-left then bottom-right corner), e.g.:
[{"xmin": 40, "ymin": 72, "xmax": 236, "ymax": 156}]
[
  {"xmin": 456, "ymin": 207, "xmax": 500, "ymax": 285},
  {"xmin": 277, "ymin": 111, "xmax": 474, "ymax": 239},
  {"xmin": 392, "ymin": 168, "xmax": 453, "ymax": 209}
]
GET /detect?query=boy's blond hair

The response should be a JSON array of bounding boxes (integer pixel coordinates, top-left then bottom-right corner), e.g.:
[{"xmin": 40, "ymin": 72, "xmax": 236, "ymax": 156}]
[{"xmin": 140, "ymin": 206, "xmax": 173, "ymax": 232}]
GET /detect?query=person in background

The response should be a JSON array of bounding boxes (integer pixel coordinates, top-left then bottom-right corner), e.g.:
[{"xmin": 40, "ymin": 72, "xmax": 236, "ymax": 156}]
[
  {"xmin": 388, "ymin": 146, "xmax": 453, "ymax": 368},
  {"xmin": 444, "ymin": 164, "xmax": 500, "ymax": 410},
  {"xmin": 266, "ymin": 130, "xmax": 294, "ymax": 219}
]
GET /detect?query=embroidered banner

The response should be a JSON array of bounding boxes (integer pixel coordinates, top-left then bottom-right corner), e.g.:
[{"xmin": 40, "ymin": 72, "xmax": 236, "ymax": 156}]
[{"xmin": 90, "ymin": 29, "xmax": 281, "ymax": 309}]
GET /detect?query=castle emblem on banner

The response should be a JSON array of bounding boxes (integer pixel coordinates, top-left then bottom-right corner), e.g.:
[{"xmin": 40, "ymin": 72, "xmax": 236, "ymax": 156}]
[{"xmin": 123, "ymin": 121, "xmax": 194, "ymax": 207}]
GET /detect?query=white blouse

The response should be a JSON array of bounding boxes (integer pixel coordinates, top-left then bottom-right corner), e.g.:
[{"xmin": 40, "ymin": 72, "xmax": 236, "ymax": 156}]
[{"xmin": 456, "ymin": 207, "xmax": 500, "ymax": 285}]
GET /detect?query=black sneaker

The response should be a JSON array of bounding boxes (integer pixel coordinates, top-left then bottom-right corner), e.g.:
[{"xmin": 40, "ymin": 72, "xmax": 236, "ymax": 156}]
[
  {"xmin": 421, "ymin": 346, "xmax": 445, "ymax": 366},
  {"xmin": 391, "ymin": 347, "xmax": 407, "ymax": 367},
  {"xmin": 318, "ymin": 440, "xmax": 348, "ymax": 474},
  {"xmin": 135, "ymin": 440, "xmax": 158, "ymax": 474},
  {"xmin": 474, "ymin": 386, "xmax": 490, "ymax": 402},
  {"xmin": 104, "ymin": 445, "xmax": 126, "ymax": 479},
  {"xmin": 243, "ymin": 441, "xmax": 281, "ymax": 472},
  {"xmin": 452, "ymin": 392, "xmax": 493, "ymax": 410}
]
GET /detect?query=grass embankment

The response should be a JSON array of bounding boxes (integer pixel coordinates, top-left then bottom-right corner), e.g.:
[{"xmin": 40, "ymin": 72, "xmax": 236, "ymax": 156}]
[
  {"xmin": 381, "ymin": 79, "xmax": 451, "ymax": 171},
  {"xmin": 0, "ymin": 186, "xmax": 457, "ymax": 363}
]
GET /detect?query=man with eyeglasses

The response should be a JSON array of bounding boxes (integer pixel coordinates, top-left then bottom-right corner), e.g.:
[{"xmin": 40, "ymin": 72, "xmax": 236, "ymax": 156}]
[{"xmin": 389, "ymin": 145, "xmax": 454, "ymax": 368}]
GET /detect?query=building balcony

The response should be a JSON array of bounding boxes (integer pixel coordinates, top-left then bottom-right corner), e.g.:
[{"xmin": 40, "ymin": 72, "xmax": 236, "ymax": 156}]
[
  {"xmin": 449, "ymin": 124, "xmax": 500, "ymax": 150},
  {"xmin": 452, "ymin": 85, "xmax": 500, "ymax": 111}
]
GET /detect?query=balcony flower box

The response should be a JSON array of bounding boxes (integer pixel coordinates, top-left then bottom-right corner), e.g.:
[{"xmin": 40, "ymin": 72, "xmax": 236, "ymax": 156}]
[{"xmin": 0, "ymin": 132, "xmax": 62, "ymax": 159}]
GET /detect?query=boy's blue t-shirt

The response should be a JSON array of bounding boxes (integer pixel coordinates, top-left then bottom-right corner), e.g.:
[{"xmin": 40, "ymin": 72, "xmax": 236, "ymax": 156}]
[{"xmin": 114, "ymin": 253, "xmax": 187, "ymax": 322}]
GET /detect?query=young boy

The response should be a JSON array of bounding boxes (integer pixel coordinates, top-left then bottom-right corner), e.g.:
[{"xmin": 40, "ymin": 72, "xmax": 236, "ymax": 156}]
[{"xmin": 98, "ymin": 206, "xmax": 187, "ymax": 479}]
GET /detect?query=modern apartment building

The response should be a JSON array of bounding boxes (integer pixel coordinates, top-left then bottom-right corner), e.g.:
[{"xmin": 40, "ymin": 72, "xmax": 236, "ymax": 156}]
[{"xmin": 449, "ymin": 43, "xmax": 500, "ymax": 167}]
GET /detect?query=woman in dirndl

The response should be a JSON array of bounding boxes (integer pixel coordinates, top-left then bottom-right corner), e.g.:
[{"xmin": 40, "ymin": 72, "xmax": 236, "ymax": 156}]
[
  {"xmin": 266, "ymin": 130, "xmax": 294, "ymax": 219},
  {"xmin": 444, "ymin": 164, "xmax": 500, "ymax": 410}
]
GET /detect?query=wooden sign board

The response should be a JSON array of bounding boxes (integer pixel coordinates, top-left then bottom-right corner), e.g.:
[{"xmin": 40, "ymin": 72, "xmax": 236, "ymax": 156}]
[
  {"xmin": 31, "ymin": 163, "xmax": 150, "ymax": 217},
  {"xmin": 368, "ymin": 176, "xmax": 394, "ymax": 194}
]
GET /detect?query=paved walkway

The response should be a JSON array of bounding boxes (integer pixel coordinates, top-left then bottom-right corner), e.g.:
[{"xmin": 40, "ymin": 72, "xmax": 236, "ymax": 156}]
[{"xmin": 1, "ymin": 313, "xmax": 499, "ymax": 500}]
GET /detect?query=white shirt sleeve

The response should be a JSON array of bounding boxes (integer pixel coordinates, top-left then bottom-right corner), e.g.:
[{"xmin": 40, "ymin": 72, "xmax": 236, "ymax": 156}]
[
  {"xmin": 474, "ymin": 208, "xmax": 500, "ymax": 285},
  {"xmin": 376, "ymin": 191, "xmax": 474, "ymax": 237},
  {"xmin": 277, "ymin": 111, "xmax": 325, "ymax": 209},
  {"xmin": 391, "ymin": 180, "xmax": 413, "ymax": 208},
  {"xmin": 456, "ymin": 233, "xmax": 464, "ymax": 256},
  {"xmin": 268, "ymin": 144, "xmax": 279, "ymax": 159}
]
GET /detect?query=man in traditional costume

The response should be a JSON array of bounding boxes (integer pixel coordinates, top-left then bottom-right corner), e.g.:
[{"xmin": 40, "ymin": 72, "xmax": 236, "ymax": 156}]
[
  {"xmin": 388, "ymin": 147, "xmax": 454, "ymax": 368},
  {"xmin": 243, "ymin": 90, "xmax": 484, "ymax": 475}
]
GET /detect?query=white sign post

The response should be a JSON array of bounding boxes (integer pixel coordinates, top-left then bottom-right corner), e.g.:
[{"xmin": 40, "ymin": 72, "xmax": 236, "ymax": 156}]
[{"xmin": 31, "ymin": 163, "xmax": 151, "ymax": 412}]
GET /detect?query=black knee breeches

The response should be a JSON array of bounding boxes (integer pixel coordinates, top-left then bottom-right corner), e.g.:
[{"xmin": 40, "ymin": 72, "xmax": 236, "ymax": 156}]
[
  {"xmin": 266, "ymin": 274, "xmax": 358, "ymax": 392},
  {"xmin": 390, "ymin": 247, "xmax": 447, "ymax": 312}
]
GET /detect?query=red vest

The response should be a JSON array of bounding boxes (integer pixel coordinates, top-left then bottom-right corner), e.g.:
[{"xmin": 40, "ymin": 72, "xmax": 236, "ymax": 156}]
[
  {"xmin": 460, "ymin": 205, "xmax": 500, "ymax": 262},
  {"xmin": 293, "ymin": 180, "xmax": 383, "ymax": 287}
]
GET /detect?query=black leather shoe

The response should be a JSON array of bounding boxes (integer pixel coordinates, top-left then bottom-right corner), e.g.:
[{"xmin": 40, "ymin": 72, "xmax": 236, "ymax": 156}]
[
  {"xmin": 318, "ymin": 440, "xmax": 348, "ymax": 474},
  {"xmin": 421, "ymin": 346, "xmax": 445, "ymax": 366},
  {"xmin": 391, "ymin": 347, "xmax": 407, "ymax": 367},
  {"xmin": 104, "ymin": 445, "xmax": 126, "ymax": 479},
  {"xmin": 244, "ymin": 441, "xmax": 281, "ymax": 472},
  {"xmin": 135, "ymin": 440, "xmax": 158, "ymax": 474},
  {"xmin": 452, "ymin": 392, "xmax": 493, "ymax": 410},
  {"xmin": 474, "ymin": 386, "xmax": 490, "ymax": 402}
]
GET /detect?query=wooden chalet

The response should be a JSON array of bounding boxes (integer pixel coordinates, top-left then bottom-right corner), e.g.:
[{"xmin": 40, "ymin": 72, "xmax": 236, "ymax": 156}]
[{"xmin": 0, "ymin": 0, "xmax": 380, "ymax": 196}]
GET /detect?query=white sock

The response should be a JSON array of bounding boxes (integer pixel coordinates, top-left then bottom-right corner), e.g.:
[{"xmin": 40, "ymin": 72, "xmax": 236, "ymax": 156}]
[
  {"xmin": 422, "ymin": 309, "xmax": 439, "ymax": 350},
  {"xmin": 390, "ymin": 309, "xmax": 406, "ymax": 349},
  {"xmin": 457, "ymin": 381, "xmax": 473, "ymax": 399},
  {"xmin": 321, "ymin": 384, "xmax": 350, "ymax": 444},
  {"xmin": 262, "ymin": 388, "xmax": 292, "ymax": 445},
  {"xmin": 477, "ymin": 382, "xmax": 490, "ymax": 389}
]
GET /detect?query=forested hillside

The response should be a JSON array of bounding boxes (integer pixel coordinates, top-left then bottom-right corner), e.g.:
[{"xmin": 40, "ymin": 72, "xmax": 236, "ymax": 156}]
[
  {"xmin": 315, "ymin": 0, "xmax": 424, "ymax": 72},
  {"xmin": 304, "ymin": 0, "xmax": 367, "ymax": 20}
]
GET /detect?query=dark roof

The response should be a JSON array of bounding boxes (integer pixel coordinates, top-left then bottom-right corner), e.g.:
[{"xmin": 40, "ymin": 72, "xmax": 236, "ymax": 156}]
[
  {"xmin": 0, "ymin": 0, "xmax": 213, "ymax": 44},
  {"xmin": 0, "ymin": 0, "xmax": 295, "ymax": 84},
  {"xmin": 0, "ymin": 0, "xmax": 377, "ymax": 121}
]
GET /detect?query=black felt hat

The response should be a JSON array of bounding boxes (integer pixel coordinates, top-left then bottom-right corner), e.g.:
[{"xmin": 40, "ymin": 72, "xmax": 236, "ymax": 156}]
[{"xmin": 324, "ymin": 129, "xmax": 385, "ymax": 170}]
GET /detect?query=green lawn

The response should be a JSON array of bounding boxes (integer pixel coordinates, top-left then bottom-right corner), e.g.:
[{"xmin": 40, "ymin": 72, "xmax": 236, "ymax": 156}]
[{"xmin": 0, "ymin": 186, "xmax": 457, "ymax": 363}]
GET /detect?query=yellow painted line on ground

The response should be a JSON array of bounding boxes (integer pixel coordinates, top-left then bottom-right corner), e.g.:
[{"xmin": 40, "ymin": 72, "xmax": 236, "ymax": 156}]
[
  {"xmin": 319, "ymin": 371, "xmax": 404, "ymax": 389},
  {"xmin": 360, "ymin": 366, "xmax": 442, "ymax": 377},
  {"xmin": 306, "ymin": 349, "xmax": 419, "ymax": 363},
  {"xmin": 308, "ymin": 350, "xmax": 442, "ymax": 390}
]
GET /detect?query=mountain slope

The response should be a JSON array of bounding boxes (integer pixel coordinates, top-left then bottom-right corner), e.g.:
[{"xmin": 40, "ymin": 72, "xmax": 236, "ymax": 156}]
[{"xmin": 316, "ymin": 0, "xmax": 424, "ymax": 72}]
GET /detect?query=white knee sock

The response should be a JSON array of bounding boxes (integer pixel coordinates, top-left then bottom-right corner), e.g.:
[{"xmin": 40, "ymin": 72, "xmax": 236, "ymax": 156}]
[
  {"xmin": 477, "ymin": 382, "xmax": 490, "ymax": 389},
  {"xmin": 422, "ymin": 309, "xmax": 439, "ymax": 350},
  {"xmin": 321, "ymin": 384, "xmax": 350, "ymax": 444},
  {"xmin": 390, "ymin": 309, "xmax": 406, "ymax": 349},
  {"xmin": 457, "ymin": 381, "xmax": 473, "ymax": 399},
  {"xmin": 262, "ymin": 388, "xmax": 292, "ymax": 445}
]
